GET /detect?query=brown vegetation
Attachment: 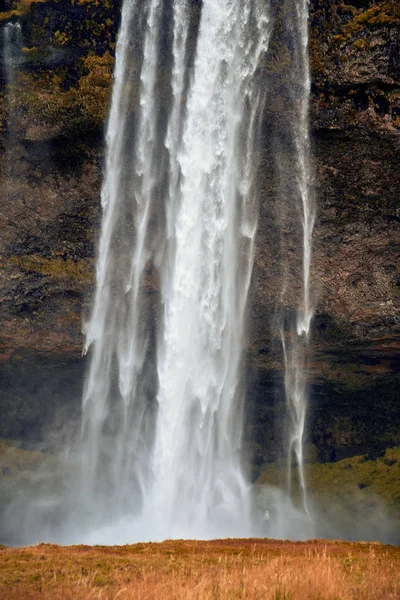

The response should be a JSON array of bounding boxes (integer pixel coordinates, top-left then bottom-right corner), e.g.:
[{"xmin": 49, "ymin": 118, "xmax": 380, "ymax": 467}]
[{"xmin": 0, "ymin": 539, "xmax": 399, "ymax": 599}]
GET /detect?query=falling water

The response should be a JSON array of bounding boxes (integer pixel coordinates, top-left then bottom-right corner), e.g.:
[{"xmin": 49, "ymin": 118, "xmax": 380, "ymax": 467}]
[
  {"xmin": 280, "ymin": 0, "xmax": 315, "ymax": 512},
  {"xmin": 3, "ymin": 21, "xmax": 22, "ymax": 173},
  {"xmin": 80, "ymin": 0, "xmax": 270, "ymax": 542},
  {"xmin": 3, "ymin": 21, "xmax": 22, "ymax": 86}
]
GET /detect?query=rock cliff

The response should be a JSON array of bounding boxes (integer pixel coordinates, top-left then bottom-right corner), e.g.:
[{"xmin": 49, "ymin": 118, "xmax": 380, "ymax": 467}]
[{"xmin": 0, "ymin": 0, "xmax": 398, "ymax": 467}]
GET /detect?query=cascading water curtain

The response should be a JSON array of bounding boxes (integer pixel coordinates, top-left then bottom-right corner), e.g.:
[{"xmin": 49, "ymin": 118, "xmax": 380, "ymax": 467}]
[
  {"xmin": 0, "ymin": 0, "xmax": 317, "ymax": 546},
  {"xmin": 79, "ymin": 0, "xmax": 270, "ymax": 543},
  {"xmin": 279, "ymin": 0, "xmax": 315, "ymax": 518},
  {"xmin": 3, "ymin": 21, "xmax": 22, "ymax": 176}
]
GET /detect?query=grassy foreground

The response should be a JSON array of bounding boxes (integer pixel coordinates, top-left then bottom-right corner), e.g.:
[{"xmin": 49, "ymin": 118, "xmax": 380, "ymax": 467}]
[{"xmin": 0, "ymin": 539, "xmax": 399, "ymax": 599}]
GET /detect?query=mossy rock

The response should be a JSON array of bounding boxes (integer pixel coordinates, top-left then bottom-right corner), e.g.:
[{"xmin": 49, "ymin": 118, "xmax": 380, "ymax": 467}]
[{"xmin": 7, "ymin": 254, "xmax": 94, "ymax": 283}]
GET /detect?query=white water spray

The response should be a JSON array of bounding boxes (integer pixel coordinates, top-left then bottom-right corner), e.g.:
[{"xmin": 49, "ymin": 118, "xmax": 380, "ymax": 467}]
[
  {"xmin": 3, "ymin": 21, "xmax": 22, "ymax": 86},
  {"xmin": 280, "ymin": 0, "xmax": 315, "ymax": 513},
  {"xmin": 80, "ymin": 0, "xmax": 270, "ymax": 542},
  {"xmin": 3, "ymin": 21, "xmax": 22, "ymax": 173}
]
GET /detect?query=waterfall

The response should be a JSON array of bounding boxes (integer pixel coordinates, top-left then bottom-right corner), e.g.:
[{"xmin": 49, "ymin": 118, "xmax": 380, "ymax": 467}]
[
  {"xmin": 80, "ymin": 0, "xmax": 270, "ymax": 542},
  {"xmin": 280, "ymin": 0, "xmax": 315, "ymax": 513},
  {"xmin": 3, "ymin": 21, "xmax": 22, "ymax": 173},
  {"xmin": 3, "ymin": 21, "xmax": 22, "ymax": 85},
  {"xmin": 0, "ymin": 0, "xmax": 318, "ymax": 546}
]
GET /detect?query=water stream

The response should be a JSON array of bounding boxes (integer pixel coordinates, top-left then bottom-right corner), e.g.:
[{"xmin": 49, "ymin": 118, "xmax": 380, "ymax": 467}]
[
  {"xmin": 3, "ymin": 21, "xmax": 22, "ymax": 86},
  {"xmin": 277, "ymin": 0, "xmax": 315, "ymax": 521},
  {"xmin": 80, "ymin": 0, "xmax": 271, "ymax": 542},
  {"xmin": 0, "ymin": 0, "xmax": 316, "ymax": 546},
  {"xmin": 3, "ymin": 21, "xmax": 22, "ymax": 174}
]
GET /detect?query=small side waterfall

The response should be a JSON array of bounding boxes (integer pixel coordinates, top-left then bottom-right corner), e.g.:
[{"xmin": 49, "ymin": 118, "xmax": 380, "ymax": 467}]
[
  {"xmin": 280, "ymin": 0, "xmax": 315, "ymax": 512},
  {"xmin": 80, "ymin": 0, "xmax": 270, "ymax": 542},
  {"xmin": 3, "ymin": 21, "xmax": 22, "ymax": 172},
  {"xmin": 3, "ymin": 21, "xmax": 22, "ymax": 85}
]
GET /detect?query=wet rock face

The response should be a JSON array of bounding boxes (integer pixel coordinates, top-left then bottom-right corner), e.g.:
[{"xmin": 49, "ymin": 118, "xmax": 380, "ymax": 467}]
[
  {"xmin": 246, "ymin": 0, "xmax": 400, "ymax": 464},
  {"xmin": 0, "ymin": 0, "xmax": 399, "ymax": 460},
  {"xmin": 0, "ymin": 348, "xmax": 86, "ymax": 446},
  {"xmin": 0, "ymin": 0, "xmax": 116, "ymax": 443}
]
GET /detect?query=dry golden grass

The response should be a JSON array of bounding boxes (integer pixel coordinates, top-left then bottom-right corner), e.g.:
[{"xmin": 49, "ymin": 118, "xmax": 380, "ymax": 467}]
[{"xmin": 0, "ymin": 538, "xmax": 399, "ymax": 599}]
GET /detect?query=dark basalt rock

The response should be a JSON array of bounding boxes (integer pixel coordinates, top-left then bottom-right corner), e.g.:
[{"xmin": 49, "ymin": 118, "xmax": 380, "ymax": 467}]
[
  {"xmin": 0, "ymin": 0, "xmax": 398, "ymax": 466},
  {"xmin": 0, "ymin": 348, "xmax": 86, "ymax": 447}
]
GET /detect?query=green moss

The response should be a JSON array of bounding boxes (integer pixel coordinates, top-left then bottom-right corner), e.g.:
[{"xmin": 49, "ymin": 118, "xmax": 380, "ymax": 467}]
[
  {"xmin": 353, "ymin": 38, "xmax": 366, "ymax": 51},
  {"xmin": 0, "ymin": 10, "xmax": 23, "ymax": 22},
  {"xmin": 54, "ymin": 29, "xmax": 71, "ymax": 45},
  {"xmin": 8, "ymin": 255, "xmax": 94, "ymax": 283},
  {"xmin": 340, "ymin": 5, "xmax": 358, "ymax": 17},
  {"xmin": 0, "ymin": 441, "xmax": 65, "ymax": 511},
  {"xmin": 0, "ymin": 1, "xmax": 52, "ymax": 21},
  {"xmin": 9, "ymin": 71, "xmax": 77, "ymax": 128},
  {"xmin": 340, "ymin": 0, "xmax": 400, "ymax": 42},
  {"xmin": 304, "ymin": 443, "xmax": 319, "ymax": 464},
  {"xmin": 76, "ymin": 51, "xmax": 114, "ymax": 125},
  {"xmin": 9, "ymin": 47, "xmax": 115, "ymax": 130},
  {"xmin": 0, "ymin": 0, "xmax": 121, "ymax": 133},
  {"xmin": 355, "ymin": 2, "xmax": 400, "ymax": 27},
  {"xmin": 0, "ymin": 442, "xmax": 45, "ymax": 478},
  {"xmin": 319, "ymin": 0, "xmax": 400, "ymax": 62},
  {"xmin": 258, "ymin": 447, "xmax": 400, "ymax": 508},
  {"xmin": 309, "ymin": 448, "xmax": 400, "ymax": 504}
]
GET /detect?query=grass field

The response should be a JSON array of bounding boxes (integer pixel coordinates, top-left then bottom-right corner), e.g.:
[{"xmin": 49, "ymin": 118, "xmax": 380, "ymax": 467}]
[{"xmin": 0, "ymin": 538, "xmax": 399, "ymax": 599}]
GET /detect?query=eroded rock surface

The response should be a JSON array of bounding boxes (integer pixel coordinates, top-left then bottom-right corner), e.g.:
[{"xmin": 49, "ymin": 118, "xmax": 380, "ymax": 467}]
[{"xmin": 0, "ymin": 0, "xmax": 398, "ymax": 465}]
